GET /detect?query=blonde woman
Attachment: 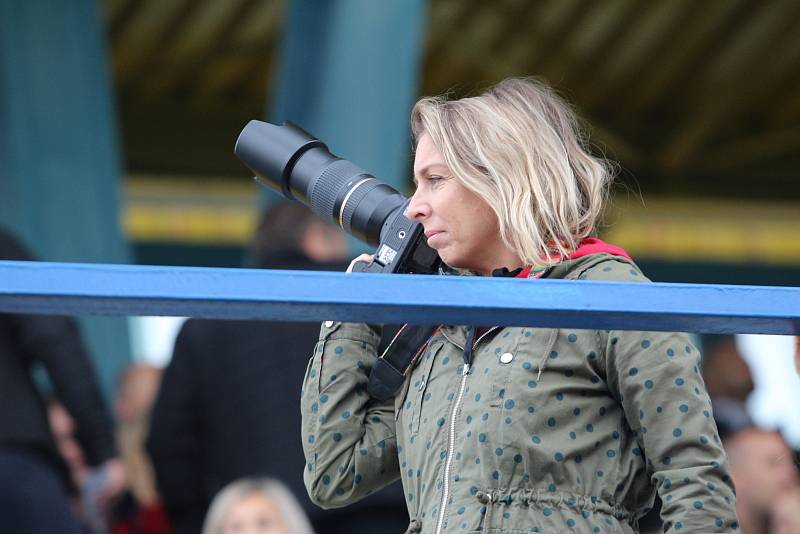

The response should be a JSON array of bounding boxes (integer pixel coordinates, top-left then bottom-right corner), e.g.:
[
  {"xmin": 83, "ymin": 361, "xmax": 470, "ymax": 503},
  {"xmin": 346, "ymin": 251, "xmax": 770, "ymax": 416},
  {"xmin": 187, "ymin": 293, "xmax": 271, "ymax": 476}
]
[
  {"xmin": 301, "ymin": 78, "xmax": 739, "ymax": 533},
  {"xmin": 202, "ymin": 478, "xmax": 314, "ymax": 534}
]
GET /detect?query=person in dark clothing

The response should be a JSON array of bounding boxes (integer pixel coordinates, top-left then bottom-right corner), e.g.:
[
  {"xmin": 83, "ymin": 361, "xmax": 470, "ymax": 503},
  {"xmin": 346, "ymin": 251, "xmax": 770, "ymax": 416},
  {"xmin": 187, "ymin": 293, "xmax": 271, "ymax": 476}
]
[
  {"xmin": 147, "ymin": 203, "xmax": 407, "ymax": 534},
  {"xmin": 0, "ymin": 227, "xmax": 123, "ymax": 533}
]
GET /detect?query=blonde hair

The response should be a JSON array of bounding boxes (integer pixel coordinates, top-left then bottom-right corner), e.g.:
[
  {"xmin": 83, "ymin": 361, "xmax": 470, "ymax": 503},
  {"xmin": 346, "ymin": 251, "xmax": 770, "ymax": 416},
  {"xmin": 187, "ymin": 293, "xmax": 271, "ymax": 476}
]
[
  {"xmin": 411, "ymin": 77, "xmax": 612, "ymax": 266},
  {"xmin": 202, "ymin": 478, "xmax": 314, "ymax": 534}
]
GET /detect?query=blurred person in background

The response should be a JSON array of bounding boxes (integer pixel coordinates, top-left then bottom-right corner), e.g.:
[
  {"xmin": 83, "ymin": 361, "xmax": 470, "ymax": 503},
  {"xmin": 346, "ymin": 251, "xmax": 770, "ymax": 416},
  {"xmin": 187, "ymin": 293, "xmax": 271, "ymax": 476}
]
[
  {"xmin": 147, "ymin": 203, "xmax": 408, "ymax": 534},
  {"xmin": 795, "ymin": 336, "xmax": 799, "ymax": 375},
  {"xmin": 702, "ymin": 335, "xmax": 755, "ymax": 439},
  {"xmin": 771, "ymin": 486, "xmax": 800, "ymax": 534},
  {"xmin": 202, "ymin": 478, "xmax": 314, "ymax": 534},
  {"xmin": 50, "ymin": 399, "xmax": 125, "ymax": 534},
  {"xmin": 48, "ymin": 399, "xmax": 90, "ymax": 492},
  {"xmin": 111, "ymin": 364, "xmax": 172, "ymax": 534},
  {"xmin": 724, "ymin": 427, "xmax": 800, "ymax": 534},
  {"xmin": 0, "ymin": 227, "xmax": 125, "ymax": 534}
]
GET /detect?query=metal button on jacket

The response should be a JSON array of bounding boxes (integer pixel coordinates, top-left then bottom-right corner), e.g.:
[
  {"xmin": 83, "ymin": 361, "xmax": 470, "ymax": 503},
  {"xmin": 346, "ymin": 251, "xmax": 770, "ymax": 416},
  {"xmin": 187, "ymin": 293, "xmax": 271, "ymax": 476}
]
[{"xmin": 499, "ymin": 352, "xmax": 514, "ymax": 364}]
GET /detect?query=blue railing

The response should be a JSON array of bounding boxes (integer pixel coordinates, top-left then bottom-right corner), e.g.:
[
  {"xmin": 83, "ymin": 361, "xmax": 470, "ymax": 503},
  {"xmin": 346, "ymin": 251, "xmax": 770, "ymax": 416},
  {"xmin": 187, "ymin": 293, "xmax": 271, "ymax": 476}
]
[{"xmin": 1, "ymin": 260, "xmax": 798, "ymax": 335}]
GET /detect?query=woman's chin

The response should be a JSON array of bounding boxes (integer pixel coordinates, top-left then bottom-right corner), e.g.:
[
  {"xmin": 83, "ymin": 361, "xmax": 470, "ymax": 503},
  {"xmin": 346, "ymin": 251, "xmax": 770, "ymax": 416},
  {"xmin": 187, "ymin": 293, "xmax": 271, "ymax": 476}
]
[{"xmin": 439, "ymin": 253, "xmax": 476, "ymax": 273}]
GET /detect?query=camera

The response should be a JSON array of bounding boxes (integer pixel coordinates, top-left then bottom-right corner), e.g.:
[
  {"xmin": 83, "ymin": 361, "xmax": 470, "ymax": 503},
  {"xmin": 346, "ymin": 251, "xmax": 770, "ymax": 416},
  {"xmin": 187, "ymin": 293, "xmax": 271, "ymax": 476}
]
[{"xmin": 234, "ymin": 120, "xmax": 441, "ymax": 274}]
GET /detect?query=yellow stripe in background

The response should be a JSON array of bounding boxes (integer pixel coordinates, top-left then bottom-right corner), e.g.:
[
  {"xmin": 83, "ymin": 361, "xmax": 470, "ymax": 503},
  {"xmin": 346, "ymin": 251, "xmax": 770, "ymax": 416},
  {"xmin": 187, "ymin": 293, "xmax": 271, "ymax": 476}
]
[
  {"xmin": 603, "ymin": 197, "xmax": 800, "ymax": 266},
  {"xmin": 123, "ymin": 175, "xmax": 260, "ymax": 244},
  {"xmin": 123, "ymin": 176, "xmax": 800, "ymax": 265}
]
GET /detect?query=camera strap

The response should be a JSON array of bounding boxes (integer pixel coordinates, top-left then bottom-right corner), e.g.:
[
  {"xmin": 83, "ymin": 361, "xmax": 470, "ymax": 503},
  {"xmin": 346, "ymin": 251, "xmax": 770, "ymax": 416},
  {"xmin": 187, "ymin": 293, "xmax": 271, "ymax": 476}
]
[
  {"xmin": 367, "ymin": 266, "xmax": 535, "ymax": 401},
  {"xmin": 367, "ymin": 324, "xmax": 439, "ymax": 401}
]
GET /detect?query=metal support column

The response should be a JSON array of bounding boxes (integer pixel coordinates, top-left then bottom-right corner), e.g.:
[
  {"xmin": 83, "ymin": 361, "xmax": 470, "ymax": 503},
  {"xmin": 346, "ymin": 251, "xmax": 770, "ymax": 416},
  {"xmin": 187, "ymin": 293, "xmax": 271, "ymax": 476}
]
[
  {"xmin": 0, "ymin": 0, "xmax": 131, "ymax": 400},
  {"xmin": 268, "ymin": 0, "xmax": 428, "ymax": 218}
]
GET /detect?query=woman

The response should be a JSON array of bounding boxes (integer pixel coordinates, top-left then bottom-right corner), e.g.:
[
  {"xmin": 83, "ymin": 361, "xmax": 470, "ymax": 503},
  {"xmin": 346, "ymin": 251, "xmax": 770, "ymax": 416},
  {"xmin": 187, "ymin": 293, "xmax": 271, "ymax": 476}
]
[
  {"xmin": 202, "ymin": 478, "xmax": 314, "ymax": 534},
  {"xmin": 301, "ymin": 78, "xmax": 738, "ymax": 533}
]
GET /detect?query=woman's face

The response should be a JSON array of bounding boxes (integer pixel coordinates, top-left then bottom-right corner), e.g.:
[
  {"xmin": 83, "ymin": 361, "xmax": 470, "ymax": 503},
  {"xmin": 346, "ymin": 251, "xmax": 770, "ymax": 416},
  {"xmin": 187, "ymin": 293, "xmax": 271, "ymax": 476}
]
[
  {"xmin": 220, "ymin": 494, "xmax": 288, "ymax": 534},
  {"xmin": 407, "ymin": 134, "xmax": 522, "ymax": 275}
]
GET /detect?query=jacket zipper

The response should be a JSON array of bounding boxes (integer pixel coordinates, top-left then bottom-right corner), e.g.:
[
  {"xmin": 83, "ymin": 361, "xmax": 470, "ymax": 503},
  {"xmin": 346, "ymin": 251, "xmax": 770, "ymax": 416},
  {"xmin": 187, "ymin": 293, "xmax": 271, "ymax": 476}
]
[
  {"xmin": 435, "ymin": 362, "xmax": 470, "ymax": 534},
  {"xmin": 434, "ymin": 326, "xmax": 498, "ymax": 534}
]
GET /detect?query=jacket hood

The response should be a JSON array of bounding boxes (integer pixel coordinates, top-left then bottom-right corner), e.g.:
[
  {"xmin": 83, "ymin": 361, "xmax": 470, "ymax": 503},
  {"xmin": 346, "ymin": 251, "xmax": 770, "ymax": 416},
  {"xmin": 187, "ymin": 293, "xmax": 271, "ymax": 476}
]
[{"xmin": 545, "ymin": 238, "xmax": 634, "ymax": 280}]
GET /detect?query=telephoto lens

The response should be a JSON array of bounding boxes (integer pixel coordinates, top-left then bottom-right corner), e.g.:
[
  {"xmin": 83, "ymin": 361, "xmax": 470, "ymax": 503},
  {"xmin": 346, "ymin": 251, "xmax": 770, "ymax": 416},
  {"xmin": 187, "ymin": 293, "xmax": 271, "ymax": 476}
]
[
  {"xmin": 235, "ymin": 120, "xmax": 441, "ymax": 275},
  {"xmin": 234, "ymin": 120, "xmax": 407, "ymax": 247}
]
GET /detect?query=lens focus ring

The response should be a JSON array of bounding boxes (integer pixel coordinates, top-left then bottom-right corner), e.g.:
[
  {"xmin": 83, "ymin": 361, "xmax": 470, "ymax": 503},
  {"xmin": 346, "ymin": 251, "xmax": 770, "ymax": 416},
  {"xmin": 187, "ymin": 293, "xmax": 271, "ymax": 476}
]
[
  {"xmin": 340, "ymin": 178, "xmax": 380, "ymax": 231},
  {"xmin": 309, "ymin": 159, "xmax": 370, "ymax": 220}
]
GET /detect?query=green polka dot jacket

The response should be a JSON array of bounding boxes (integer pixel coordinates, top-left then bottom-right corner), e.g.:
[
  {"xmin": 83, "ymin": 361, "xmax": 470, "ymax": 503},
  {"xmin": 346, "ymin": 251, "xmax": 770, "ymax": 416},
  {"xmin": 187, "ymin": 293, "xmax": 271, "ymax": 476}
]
[{"xmin": 301, "ymin": 254, "xmax": 739, "ymax": 533}]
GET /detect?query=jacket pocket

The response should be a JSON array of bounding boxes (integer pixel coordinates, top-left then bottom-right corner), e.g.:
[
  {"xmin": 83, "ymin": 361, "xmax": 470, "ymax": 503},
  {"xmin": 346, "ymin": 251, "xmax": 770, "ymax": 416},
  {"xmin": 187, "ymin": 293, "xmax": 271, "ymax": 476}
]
[
  {"xmin": 492, "ymin": 327, "xmax": 558, "ymax": 448},
  {"xmin": 396, "ymin": 340, "xmax": 443, "ymax": 436}
]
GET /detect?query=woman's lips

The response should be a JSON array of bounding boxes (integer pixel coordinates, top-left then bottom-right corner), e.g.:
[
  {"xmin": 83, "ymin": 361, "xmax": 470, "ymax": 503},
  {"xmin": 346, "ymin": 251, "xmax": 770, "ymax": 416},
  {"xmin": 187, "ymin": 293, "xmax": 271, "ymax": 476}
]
[{"xmin": 425, "ymin": 231, "xmax": 445, "ymax": 246}]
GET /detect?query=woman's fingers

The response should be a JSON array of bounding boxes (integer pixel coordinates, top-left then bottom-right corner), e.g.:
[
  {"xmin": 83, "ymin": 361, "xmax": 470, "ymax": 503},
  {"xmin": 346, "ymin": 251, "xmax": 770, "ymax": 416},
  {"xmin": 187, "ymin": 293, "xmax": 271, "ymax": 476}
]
[{"xmin": 346, "ymin": 254, "xmax": 375, "ymax": 273}]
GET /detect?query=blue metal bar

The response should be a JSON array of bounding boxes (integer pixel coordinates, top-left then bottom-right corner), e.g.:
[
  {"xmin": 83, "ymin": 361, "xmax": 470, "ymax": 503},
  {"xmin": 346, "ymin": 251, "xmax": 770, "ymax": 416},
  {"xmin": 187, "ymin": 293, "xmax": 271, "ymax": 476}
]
[{"xmin": 1, "ymin": 261, "xmax": 798, "ymax": 335}]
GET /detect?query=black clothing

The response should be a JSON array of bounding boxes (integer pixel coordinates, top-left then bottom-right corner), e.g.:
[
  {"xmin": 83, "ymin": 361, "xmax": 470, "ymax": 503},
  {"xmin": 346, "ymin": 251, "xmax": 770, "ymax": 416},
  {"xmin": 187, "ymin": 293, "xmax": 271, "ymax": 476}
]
[
  {"xmin": 0, "ymin": 448, "xmax": 86, "ymax": 534},
  {"xmin": 0, "ymin": 229, "xmax": 116, "ymax": 480},
  {"xmin": 0, "ymin": 228, "xmax": 116, "ymax": 533},
  {"xmin": 0, "ymin": 310, "xmax": 116, "ymax": 476},
  {"xmin": 147, "ymin": 253, "xmax": 407, "ymax": 534}
]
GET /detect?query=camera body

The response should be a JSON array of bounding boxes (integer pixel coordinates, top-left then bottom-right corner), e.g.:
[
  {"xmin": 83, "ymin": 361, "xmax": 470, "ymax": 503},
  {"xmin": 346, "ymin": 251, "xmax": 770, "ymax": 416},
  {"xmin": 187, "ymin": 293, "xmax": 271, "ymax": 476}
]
[{"xmin": 351, "ymin": 207, "xmax": 439, "ymax": 274}]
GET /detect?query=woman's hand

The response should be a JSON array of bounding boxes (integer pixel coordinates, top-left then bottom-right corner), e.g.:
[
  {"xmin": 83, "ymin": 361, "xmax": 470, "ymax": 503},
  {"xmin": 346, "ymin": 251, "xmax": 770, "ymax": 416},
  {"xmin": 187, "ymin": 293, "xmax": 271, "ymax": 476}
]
[
  {"xmin": 346, "ymin": 254, "xmax": 374, "ymax": 273},
  {"xmin": 96, "ymin": 458, "xmax": 127, "ymax": 511}
]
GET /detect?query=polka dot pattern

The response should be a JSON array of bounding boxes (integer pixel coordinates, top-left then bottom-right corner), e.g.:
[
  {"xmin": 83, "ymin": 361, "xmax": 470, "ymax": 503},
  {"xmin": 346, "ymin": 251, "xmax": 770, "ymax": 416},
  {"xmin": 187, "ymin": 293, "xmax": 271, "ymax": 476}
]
[{"xmin": 299, "ymin": 265, "xmax": 738, "ymax": 533}]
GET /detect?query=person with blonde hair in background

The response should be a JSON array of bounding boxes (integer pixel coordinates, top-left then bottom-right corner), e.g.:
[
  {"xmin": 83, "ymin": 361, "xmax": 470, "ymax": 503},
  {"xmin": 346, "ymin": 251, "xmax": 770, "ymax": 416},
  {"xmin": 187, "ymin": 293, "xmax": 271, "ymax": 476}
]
[{"xmin": 202, "ymin": 478, "xmax": 314, "ymax": 534}]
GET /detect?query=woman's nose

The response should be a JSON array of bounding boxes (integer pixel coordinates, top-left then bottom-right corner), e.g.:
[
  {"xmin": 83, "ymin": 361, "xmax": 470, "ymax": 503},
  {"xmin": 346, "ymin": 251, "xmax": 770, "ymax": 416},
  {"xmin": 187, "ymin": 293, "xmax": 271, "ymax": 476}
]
[{"xmin": 405, "ymin": 190, "xmax": 429, "ymax": 221}]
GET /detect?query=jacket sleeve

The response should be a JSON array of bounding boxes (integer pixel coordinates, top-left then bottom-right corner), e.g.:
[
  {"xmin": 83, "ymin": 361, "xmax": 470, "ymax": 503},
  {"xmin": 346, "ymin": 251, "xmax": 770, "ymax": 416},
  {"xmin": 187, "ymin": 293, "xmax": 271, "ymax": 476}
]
[
  {"xmin": 146, "ymin": 320, "xmax": 206, "ymax": 532},
  {"xmin": 301, "ymin": 321, "xmax": 400, "ymax": 509},
  {"xmin": 592, "ymin": 262, "xmax": 738, "ymax": 532},
  {"xmin": 11, "ymin": 312, "xmax": 116, "ymax": 465}
]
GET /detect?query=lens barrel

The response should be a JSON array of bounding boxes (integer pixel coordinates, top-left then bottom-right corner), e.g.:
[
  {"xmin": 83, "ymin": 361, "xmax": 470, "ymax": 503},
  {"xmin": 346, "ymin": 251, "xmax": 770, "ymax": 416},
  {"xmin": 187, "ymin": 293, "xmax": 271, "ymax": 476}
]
[{"xmin": 234, "ymin": 120, "xmax": 406, "ymax": 246}]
